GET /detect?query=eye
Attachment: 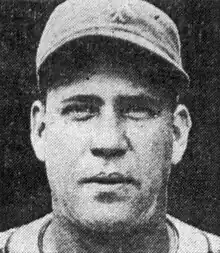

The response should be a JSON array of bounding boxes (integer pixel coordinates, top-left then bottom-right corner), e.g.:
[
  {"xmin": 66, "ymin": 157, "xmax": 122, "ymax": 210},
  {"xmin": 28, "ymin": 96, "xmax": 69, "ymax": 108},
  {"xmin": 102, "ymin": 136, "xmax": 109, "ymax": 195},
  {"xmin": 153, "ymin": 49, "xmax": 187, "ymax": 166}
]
[
  {"xmin": 61, "ymin": 103, "xmax": 99, "ymax": 121},
  {"xmin": 122, "ymin": 105, "xmax": 160, "ymax": 120}
]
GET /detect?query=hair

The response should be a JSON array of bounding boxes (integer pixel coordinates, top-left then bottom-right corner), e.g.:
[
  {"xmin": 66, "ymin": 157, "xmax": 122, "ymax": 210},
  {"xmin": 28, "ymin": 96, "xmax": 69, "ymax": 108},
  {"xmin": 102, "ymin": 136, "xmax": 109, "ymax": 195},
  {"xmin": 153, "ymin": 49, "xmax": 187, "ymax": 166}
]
[{"xmin": 37, "ymin": 36, "xmax": 185, "ymax": 110}]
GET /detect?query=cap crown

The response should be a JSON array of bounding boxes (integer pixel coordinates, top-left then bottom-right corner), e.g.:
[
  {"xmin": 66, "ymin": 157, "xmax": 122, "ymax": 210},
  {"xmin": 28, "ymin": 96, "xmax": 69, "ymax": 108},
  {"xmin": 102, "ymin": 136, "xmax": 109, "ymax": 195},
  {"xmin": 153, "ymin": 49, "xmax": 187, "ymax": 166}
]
[{"xmin": 36, "ymin": 0, "xmax": 189, "ymax": 89}]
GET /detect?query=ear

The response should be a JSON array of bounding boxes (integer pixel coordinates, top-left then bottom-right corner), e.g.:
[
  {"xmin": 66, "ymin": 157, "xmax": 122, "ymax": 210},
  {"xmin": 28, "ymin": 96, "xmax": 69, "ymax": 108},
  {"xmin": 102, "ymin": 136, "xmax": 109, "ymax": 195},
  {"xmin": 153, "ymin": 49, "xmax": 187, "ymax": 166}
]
[
  {"xmin": 172, "ymin": 104, "xmax": 192, "ymax": 165},
  {"xmin": 30, "ymin": 100, "xmax": 46, "ymax": 162}
]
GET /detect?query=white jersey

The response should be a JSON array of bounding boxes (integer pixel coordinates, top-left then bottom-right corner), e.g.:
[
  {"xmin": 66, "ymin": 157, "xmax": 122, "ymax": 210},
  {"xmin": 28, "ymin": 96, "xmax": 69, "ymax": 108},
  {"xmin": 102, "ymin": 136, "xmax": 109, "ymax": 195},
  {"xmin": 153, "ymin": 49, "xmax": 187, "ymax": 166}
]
[{"xmin": 0, "ymin": 213, "xmax": 219, "ymax": 253}]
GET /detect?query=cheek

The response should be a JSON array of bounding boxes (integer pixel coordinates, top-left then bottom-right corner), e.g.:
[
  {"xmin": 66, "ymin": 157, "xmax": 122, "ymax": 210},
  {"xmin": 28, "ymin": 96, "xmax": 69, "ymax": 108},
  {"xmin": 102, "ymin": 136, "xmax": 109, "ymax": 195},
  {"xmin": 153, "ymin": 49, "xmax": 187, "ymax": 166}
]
[
  {"xmin": 44, "ymin": 121, "xmax": 91, "ymax": 189},
  {"xmin": 128, "ymin": 121, "xmax": 173, "ymax": 185}
]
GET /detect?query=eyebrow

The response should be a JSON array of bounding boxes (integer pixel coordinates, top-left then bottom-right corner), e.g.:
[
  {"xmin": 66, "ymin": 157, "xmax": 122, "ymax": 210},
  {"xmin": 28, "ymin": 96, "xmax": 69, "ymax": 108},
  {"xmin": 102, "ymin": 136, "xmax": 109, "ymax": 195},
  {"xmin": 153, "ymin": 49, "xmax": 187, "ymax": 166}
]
[
  {"xmin": 61, "ymin": 95, "xmax": 104, "ymax": 106},
  {"xmin": 61, "ymin": 93, "xmax": 162, "ymax": 107},
  {"xmin": 116, "ymin": 94, "xmax": 162, "ymax": 107}
]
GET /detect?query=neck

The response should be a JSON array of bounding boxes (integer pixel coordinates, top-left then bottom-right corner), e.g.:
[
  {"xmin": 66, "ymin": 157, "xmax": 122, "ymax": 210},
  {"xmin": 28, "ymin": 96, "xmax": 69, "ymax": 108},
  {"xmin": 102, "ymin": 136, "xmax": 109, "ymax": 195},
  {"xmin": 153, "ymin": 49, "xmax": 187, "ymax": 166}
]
[{"xmin": 43, "ymin": 214, "xmax": 171, "ymax": 253}]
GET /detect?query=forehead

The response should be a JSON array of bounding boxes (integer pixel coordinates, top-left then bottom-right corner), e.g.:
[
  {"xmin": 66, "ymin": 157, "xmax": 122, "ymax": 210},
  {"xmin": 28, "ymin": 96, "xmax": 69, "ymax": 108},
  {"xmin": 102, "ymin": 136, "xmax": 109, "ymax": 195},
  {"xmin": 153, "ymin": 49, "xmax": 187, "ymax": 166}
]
[
  {"xmin": 45, "ymin": 69, "xmax": 175, "ymax": 126},
  {"xmin": 48, "ymin": 65, "xmax": 167, "ymax": 100}
]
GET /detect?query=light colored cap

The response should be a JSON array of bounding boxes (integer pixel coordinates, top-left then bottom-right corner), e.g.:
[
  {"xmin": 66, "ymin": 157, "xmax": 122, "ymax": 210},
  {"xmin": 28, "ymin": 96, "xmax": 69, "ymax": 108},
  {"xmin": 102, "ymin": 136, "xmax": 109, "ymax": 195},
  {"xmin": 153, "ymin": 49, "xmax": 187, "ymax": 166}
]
[{"xmin": 36, "ymin": 0, "xmax": 189, "ymax": 90}]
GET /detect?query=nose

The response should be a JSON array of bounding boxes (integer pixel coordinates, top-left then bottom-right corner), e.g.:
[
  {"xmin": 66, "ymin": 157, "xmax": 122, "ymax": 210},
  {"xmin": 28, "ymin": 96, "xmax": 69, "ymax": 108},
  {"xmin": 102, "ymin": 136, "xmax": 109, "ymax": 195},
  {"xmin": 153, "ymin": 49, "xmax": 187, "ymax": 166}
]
[{"xmin": 91, "ymin": 111, "xmax": 129, "ymax": 159}]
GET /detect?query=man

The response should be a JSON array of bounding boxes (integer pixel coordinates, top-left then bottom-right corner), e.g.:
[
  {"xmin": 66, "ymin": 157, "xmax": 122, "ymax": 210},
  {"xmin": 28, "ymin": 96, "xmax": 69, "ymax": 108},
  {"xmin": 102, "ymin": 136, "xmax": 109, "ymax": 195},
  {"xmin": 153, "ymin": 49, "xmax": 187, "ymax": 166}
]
[{"xmin": 1, "ymin": 0, "xmax": 220, "ymax": 252}]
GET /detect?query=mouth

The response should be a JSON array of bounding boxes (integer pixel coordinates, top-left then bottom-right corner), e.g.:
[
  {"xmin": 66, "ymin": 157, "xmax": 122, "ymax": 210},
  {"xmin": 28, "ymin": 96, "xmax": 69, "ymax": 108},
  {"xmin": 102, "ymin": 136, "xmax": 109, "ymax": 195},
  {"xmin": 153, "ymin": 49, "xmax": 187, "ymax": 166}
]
[{"xmin": 78, "ymin": 173, "xmax": 141, "ymax": 189}]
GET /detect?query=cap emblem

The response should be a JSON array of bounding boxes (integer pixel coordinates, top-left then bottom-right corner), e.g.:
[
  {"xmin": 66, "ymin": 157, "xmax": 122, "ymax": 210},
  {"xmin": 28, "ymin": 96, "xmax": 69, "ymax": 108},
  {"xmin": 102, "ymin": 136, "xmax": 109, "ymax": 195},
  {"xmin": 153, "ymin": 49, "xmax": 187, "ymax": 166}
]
[{"xmin": 108, "ymin": 0, "xmax": 136, "ymax": 23}]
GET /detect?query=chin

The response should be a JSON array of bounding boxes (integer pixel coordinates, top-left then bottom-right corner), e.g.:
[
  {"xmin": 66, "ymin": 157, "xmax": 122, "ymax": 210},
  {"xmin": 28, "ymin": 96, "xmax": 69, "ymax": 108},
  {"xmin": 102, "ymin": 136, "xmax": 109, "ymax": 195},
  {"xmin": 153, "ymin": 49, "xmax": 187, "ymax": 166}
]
[
  {"xmin": 82, "ymin": 215, "xmax": 134, "ymax": 234},
  {"xmin": 76, "ymin": 207, "xmax": 156, "ymax": 235},
  {"xmin": 69, "ymin": 201, "xmax": 136, "ymax": 232},
  {"xmin": 59, "ymin": 190, "xmax": 159, "ymax": 233}
]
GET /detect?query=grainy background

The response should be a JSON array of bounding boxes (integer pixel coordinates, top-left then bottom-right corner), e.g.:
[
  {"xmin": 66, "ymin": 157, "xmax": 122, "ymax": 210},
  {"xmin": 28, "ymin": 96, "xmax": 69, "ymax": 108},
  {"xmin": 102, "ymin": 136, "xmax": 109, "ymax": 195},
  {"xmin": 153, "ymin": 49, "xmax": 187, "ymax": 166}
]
[{"xmin": 0, "ymin": 0, "xmax": 219, "ymax": 234}]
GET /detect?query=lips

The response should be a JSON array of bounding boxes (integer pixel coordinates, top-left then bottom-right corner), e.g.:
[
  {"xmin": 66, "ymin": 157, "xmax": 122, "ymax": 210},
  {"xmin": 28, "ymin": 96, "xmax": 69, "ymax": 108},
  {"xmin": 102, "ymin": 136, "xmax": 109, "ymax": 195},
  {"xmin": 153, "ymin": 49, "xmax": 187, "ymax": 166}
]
[{"xmin": 78, "ymin": 172, "xmax": 140, "ymax": 189}]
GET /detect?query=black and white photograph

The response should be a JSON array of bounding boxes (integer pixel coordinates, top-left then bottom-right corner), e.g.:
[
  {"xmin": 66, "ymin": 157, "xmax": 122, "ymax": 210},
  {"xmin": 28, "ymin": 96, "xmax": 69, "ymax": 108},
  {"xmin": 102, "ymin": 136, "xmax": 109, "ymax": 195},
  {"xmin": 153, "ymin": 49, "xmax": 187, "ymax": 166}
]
[{"xmin": 0, "ymin": 0, "xmax": 219, "ymax": 252}]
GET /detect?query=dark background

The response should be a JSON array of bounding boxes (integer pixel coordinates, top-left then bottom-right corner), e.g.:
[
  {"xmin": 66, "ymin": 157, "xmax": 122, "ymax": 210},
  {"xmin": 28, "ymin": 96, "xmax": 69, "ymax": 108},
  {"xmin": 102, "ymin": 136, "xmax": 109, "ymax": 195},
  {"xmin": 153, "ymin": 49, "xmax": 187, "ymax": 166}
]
[{"xmin": 0, "ymin": 0, "xmax": 220, "ymax": 234}]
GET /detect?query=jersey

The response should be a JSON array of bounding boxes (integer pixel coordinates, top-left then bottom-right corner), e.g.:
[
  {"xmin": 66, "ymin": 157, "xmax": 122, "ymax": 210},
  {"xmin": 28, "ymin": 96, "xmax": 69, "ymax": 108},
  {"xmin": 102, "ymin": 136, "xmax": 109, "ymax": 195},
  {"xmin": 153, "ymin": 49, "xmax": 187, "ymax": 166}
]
[{"xmin": 0, "ymin": 213, "xmax": 220, "ymax": 253}]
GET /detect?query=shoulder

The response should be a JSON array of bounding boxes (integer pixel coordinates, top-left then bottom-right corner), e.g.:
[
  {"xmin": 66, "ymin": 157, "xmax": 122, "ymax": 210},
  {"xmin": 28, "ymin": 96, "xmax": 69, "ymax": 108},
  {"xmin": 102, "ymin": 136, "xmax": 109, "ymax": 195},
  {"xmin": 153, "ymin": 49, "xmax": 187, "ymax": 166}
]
[
  {"xmin": 0, "ymin": 228, "xmax": 16, "ymax": 252},
  {"xmin": 0, "ymin": 213, "xmax": 53, "ymax": 253},
  {"xmin": 205, "ymin": 232, "xmax": 220, "ymax": 253},
  {"xmin": 167, "ymin": 214, "xmax": 220, "ymax": 253}
]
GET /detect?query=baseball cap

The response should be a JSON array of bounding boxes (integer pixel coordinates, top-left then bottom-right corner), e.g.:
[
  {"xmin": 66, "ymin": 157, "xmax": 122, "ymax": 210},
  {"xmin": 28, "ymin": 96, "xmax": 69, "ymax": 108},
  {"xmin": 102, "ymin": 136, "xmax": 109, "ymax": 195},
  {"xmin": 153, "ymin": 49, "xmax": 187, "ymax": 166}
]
[{"xmin": 36, "ymin": 0, "xmax": 189, "ymax": 92}]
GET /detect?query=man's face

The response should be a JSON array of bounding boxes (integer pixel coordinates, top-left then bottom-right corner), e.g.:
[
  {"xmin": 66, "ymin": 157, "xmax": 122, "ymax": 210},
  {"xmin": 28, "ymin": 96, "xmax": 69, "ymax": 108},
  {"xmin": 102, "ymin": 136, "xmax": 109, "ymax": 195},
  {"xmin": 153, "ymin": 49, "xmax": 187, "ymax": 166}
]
[{"xmin": 40, "ymin": 65, "xmax": 175, "ymax": 230}]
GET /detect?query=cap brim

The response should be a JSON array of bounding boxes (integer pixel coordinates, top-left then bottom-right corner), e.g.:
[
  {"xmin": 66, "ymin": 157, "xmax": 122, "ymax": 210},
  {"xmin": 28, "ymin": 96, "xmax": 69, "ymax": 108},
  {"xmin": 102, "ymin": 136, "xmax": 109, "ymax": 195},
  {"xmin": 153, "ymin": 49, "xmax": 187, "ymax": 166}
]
[{"xmin": 38, "ymin": 26, "xmax": 189, "ymax": 93}]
